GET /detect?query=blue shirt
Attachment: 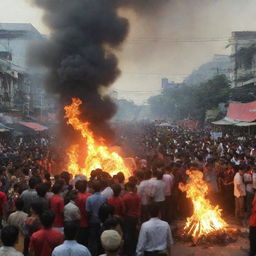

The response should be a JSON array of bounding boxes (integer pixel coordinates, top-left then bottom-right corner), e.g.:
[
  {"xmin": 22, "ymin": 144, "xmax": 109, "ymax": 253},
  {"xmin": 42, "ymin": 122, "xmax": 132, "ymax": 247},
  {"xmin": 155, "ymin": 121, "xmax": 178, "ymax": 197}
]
[
  {"xmin": 86, "ymin": 192, "xmax": 106, "ymax": 224},
  {"xmin": 52, "ymin": 240, "xmax": 91, "ymax": 256}
]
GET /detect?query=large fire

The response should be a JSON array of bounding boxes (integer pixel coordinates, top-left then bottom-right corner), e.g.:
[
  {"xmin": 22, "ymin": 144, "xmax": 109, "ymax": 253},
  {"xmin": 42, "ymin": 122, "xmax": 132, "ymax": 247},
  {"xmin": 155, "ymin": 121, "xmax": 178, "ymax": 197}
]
[
  {"xmin": 64, "ymin": 98, "xmax": 132, "ymax": 179},
  {"xmin": 179, "ymin": 170, "xmax": 227, "ymax": 243}
]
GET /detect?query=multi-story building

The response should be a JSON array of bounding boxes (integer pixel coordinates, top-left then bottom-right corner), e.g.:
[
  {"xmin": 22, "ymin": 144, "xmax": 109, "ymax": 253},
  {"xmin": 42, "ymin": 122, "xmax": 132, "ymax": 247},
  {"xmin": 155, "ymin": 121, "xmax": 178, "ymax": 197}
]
[
  {"xmin": 230, "ymin": 31, "xmax": 256, "ymax": 88},
  {"xmin": 0, "ymin": 23, "xmax": 54, "ymax": 118}
]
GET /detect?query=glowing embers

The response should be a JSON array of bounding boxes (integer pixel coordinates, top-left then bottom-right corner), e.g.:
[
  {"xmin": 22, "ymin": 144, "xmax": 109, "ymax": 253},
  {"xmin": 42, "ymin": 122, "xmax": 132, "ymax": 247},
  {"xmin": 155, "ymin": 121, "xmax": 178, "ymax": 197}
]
[
  {"xmin": 179, "ymin": 170, "xmax": 227, "ymax": 243},
  {"xmin": 64, "ymin": 98, "xmax": 131, "ymax": 178}
]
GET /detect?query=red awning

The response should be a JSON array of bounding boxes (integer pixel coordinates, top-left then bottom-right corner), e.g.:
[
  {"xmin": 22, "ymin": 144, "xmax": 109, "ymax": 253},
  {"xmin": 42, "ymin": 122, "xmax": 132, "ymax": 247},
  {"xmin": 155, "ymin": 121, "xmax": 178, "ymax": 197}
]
[
  {"xmin": 19, "ymin": 122, "xmax": 48, "ymax": 132},
  {"xmin": 226, "ymin": 101, "xmax": 256, "ymax": 122}
]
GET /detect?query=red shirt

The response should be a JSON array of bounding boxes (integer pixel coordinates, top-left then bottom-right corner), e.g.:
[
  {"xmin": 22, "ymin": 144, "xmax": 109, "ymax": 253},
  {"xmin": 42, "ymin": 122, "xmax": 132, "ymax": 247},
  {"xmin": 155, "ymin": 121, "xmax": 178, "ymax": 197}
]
[
  {"xmin": 29, "ymin": 228, "xmax": 63, "ymax": 256},
  {"xmin": 76, "ymin": 192, "xmax": 91, "ymax": 227},
  {"xmin": 0, "ymin": 191, "xmax": 7, "ymax": 215},
  {"xmin": 49, "ymin": 195, "xmax": 64, "ymax": 227},
  {"xmin": 250, "ymin": 195, "xmax": 256, "ymax": 226},
  {"xmin": 122, "ymin": 192, "xmax": 141, "ymax": 218},
  {"xmin": 108, "ymin": 197, "xmax": 124, "ymax": 217}
]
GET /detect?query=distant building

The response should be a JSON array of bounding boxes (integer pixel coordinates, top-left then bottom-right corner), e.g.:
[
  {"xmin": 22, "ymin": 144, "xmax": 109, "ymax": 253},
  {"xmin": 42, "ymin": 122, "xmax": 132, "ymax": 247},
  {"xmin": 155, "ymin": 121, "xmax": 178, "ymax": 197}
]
[
  {"xmin": 0, "ymin": 23, "xmax": 54, "ymax": 119},
  {"xmin": 230, "ymin": 31, "xmax": 256, "ymax": 88},
  {"xmin": 161, "ymin": 78, "xmax": 181, "ymax": 90}
]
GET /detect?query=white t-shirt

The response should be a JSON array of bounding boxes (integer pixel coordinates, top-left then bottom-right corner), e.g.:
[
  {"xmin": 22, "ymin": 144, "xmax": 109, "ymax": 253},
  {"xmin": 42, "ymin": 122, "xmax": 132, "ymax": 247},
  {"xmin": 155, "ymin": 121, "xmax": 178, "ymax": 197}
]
[
  {"xmin": 149, "ymin": 178, "xmax": 166, "ymax": 202},
  {"xmin": 234, "ymin": 172, "xmax": 246, "ymax": 198},
  {"xmin": 162, "ymin": 174, "xmax": 174, "ymax": 196}
]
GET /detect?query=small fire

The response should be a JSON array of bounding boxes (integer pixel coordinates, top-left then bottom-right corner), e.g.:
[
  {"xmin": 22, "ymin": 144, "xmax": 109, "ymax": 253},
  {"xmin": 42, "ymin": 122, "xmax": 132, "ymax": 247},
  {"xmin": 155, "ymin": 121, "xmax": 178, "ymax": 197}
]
[
  {"xmin": 179, "ymin": 170, "xmax": 227, "ymax": 243},
  {"xmin": 64, "ymin": 98, "xmax": 132, "ymax": 179}
]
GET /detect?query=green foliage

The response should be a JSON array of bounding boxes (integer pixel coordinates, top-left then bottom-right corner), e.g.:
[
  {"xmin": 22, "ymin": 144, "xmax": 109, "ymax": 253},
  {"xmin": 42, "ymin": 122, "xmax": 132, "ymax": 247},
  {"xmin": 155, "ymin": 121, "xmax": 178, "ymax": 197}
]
[{"xmin": 149, "ymin": 75, "xmax": 231, "ymax": 122}]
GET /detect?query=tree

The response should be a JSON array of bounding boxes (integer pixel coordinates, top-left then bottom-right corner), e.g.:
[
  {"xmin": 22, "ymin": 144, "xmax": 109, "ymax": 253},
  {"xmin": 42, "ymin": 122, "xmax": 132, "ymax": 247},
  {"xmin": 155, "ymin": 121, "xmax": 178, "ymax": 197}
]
[{"xmin": 148, "ymin": 75, "xmax": 231, "ymax": 122}]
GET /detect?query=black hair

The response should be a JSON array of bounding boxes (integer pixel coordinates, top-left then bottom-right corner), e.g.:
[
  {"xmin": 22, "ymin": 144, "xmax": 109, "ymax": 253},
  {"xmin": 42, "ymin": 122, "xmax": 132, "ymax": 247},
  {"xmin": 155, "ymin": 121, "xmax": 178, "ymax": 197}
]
[
  {"xmin": 52, "ymin": 183, "xmax": 63, "ymax": 194},
  {"xmin": 148, "ymin": 202, "xmax": 161, "ymax": 218},
  {"xmin": 15, "ymin": 198, "xmax": 24, "ymax": 211},
  {"xmin": 36, "ymin": 183, "xmax": 48, "ymax": 197},
  {"xmin": 92, "ymin": 180, "xmax": 102, "ymax": 192},
  {"xmin": 75, "ymin": 180, "xmax": 87, "ymax": 193},
  {"xmin": 99, "ymin": 203, "xmax": 114, "ymax": 223},
  {"xmin": 31, "ymin": 201, "xmax": 44, "ymax": 216},
  {"xmin": 39, "ymin": 210, "xmax": 55, "ymax": 229},
  {"xmin": 64, "ymin": 221, "xmax": 79, "ymax": 240},
  {"xmin": 29, "ymin": 177, "xmax": 37, "ymax": 189},
  {"xmin": 1, "ymin": 225, "xmax": 19, "ymax": 246},
  {"xmin": 112, "ymin": 184, "xmax": 121, "ymax": 197}
]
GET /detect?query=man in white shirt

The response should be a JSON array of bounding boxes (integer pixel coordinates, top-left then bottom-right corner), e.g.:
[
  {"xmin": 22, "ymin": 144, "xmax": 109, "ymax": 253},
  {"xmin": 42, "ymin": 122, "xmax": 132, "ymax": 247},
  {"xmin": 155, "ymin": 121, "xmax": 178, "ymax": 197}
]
[
  {"xmin": 136, "ymin": 202, "xmax": 173, "ymax": 256},
  {"xmin": 162, "ymin": 167, "xmax": 174, "ymax": 223},
  {"xmin": 0, "ymin": 226, "xmax": 23, "ymax": 256},
  {"xmin": 137, "ymin": 171, "xmax": 152, "ymax": 222},
  {"xmin": 52, "ymin": 222, "xmax": 91, "ymax": 256},
  {"xmin": 149, "ymin": 170, "xmax": 166, "ymax": 219},
  {"xmin": 233, "ymin": 166, "xmax": 246, "ymax": 223},
  {"xmin": 64, "ymin": 190, "xmax": 80, "ymax": 223}
]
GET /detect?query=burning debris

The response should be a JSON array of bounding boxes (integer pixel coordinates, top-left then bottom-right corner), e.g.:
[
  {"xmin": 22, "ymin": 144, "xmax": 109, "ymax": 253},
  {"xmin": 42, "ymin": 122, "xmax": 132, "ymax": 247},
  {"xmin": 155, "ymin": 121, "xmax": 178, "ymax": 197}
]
[
  {"xmin": 179, "ymin": 170, "xmax": 228, "ymax": 244},
  {"xmin": 64, "ymin": 98, "xmax": 131, "ymax": 178}
]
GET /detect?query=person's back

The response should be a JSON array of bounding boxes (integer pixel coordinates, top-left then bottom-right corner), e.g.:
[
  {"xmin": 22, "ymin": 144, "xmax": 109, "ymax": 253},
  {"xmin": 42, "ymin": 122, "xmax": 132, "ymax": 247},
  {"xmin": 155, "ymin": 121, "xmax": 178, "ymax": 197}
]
[
  {"xmin": 64, "ymin": 190, "xmax": 80, "ymax": 223},
  {"xmin": 29, "ymin": 210, "xmax": 63, "ymax": 256},
  {"xmin": 136, "ymin": 203, "xmax": 173, "ymax": 256},
  {"xmin": 0, "ymin": 225, "xmax": 23, "ymax": 256},
  {"xmin": 49, "ymin": 184, "xmax": 64, "ymax": 229},
  {"xmin": 20, "ymin": 177, "xmax": 37, "ymax": 214},
  {"xmin": 107, "ymin": 184, "xmax": 124, "ymax": 217},
  {"xmin": 52, "ymin": 222, "xmax": 91, "ymax": 256}
]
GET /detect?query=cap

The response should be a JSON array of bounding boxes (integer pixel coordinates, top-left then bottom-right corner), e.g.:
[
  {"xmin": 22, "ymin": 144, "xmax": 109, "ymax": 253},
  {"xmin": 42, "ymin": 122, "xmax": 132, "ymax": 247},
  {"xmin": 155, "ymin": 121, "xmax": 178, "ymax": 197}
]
[{"xmin": 101, "ymin": 230, "xmax": 122, "ymax": 252}]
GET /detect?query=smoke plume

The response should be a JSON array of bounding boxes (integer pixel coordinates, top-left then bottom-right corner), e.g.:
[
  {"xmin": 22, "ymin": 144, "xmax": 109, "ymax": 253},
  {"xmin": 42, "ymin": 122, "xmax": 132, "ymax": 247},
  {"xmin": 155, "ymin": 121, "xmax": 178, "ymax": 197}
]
[{"xmin": 29, "ymin": 0, "xmax": 166, "ymax": 140}]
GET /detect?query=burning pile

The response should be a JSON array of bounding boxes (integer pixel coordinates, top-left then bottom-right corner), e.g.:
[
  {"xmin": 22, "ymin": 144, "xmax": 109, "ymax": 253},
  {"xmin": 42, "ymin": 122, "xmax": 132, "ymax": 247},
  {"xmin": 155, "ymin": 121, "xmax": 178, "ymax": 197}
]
[
  {"xmin": 64, "ymin": 98, "xmax": 131, "ymax": 179},
  {"xmin": 179, "ymin": 170, "xmax": 227, "ymax": 243}
]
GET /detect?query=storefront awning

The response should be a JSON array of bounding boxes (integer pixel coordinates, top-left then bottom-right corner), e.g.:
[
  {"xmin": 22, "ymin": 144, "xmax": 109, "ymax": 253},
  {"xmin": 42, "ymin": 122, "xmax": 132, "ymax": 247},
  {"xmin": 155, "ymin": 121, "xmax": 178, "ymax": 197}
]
[
  {"xmin": 19, "ymin": 122, "xmax": 48, "ymax": 132},
  {"xmin": 212, "ymin": 117, "xmax": 239, "ymax": 125},
  {"xmin": 226, "ymin": 101, "xmax": 256, "ymax": 122}
]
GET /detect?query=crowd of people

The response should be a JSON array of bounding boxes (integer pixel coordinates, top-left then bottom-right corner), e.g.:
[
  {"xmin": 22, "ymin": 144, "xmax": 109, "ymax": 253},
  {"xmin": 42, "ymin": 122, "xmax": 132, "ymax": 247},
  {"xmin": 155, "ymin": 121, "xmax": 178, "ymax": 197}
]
[{"xmin": 0, "ymin": 124, "xmax": 256, "ymax": 255}]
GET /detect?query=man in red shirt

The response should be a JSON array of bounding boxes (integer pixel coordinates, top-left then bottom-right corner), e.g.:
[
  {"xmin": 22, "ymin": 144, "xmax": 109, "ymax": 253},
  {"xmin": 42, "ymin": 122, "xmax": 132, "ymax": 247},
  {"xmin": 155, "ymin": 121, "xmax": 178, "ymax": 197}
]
[
  {"xmin": 108, "ymin": 184, "xmax": 124, "ymax": 217},
  {"xmin": 75, "ymin": 180, "xmax": 91, "ymax": 246},
  {"xmin": 29, "ymin": 210, "xmax": 63, "ymax": 256},
  {"xmin": 0, "ymin": 190, "xmax": 7, "ymax": 228},
  {"xmin": 122, "ymin": 182, "xmax": 141, "ymax": 256},
  {"xmin": 49, "ymin": 183, "xmax": 64, "ymax": 231},
  {"xmin": 249, "ymin": 195, "xmax": 256, "ymax": 256}
]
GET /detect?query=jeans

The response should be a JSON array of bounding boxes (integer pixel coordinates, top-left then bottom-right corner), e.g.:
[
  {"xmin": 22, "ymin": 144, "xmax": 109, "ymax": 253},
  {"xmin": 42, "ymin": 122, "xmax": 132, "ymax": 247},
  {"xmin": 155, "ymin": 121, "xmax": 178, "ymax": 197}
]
[{"xmin": 77, "ymin": 226, "xmax": 89, "ymax": 246}]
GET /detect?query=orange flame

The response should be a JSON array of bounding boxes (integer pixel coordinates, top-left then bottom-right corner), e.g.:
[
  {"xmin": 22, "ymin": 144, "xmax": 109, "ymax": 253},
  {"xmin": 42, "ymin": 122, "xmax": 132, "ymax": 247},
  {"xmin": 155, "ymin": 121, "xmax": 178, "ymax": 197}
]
[
  {"xmin": 64, "ymin": 98, "xmax": 132, "ymax": 179},
  {"xmin": 179, "ymin": 170, "xmax": 227, "ymax": 242}
]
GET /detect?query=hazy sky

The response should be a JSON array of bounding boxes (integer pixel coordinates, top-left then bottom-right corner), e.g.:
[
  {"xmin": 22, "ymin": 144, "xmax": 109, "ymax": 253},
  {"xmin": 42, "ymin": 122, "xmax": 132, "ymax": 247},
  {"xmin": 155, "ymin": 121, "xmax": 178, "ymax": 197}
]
[{"xmin": 1, "ymin": 0, "xmax": 256, "ymax": 104}]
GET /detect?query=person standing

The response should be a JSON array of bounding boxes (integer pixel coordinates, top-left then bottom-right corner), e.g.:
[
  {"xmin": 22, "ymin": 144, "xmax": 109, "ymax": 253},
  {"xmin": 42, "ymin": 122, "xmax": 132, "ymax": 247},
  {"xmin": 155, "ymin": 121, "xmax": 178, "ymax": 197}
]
[
  {"xmin": 137, "ymin": 171, "xmax": 151, "ymax": 222},
  {"xmin": 29, "ymin": 210, "xmax": 63, "ymax": 256},
  {"xmin": 64, "ymin": 190, "xmax": 80, "ymax": 224},
  {"xmin": 0, "ymin": 226, "xmax": 23, "ymax": 256},
  {"xmin": 149, "ymin": 170, "xmax": 166, "ymax": 219},
  {"xmin": 86, "ymin": 180, "xmax": 106, "ymax": 256},
  {"xmin": 122, "ymin": 182, "xmax": 141, "ymax": 256},
  {"xmin": 20, "ymin": 177, "xmax": 38, "ymax": 214},
  {"xmin": 75, "ymin": 180, "xmax": 91, "ymax": 246},
  {"xmin": 136, "ymin": 203, "xmax": 174, "ymax": 256},
  {"xmin": 244, "ymin": 166, "xmax": 254, "ymax": 218},
  {"xmin": 162, "ymin": 167, "xmax": 174, "ymax": 223},
  {"xmin": 233, "ymin": 166, "xmax": 246, "ymax": 225},
  {"xmin": 108, "ymin": 184, "xmax": 124, "ymax": 217},
  {"xmin": 49, "ymin": 183, "xmax": 64, "ymax": 231},
  {"xmin": 7, "ymin": 198, "xmax": 28, "ymax": 253},
  {"xmin": 52, "ymin": 222, "xmax": 91, "ymax": 256}
]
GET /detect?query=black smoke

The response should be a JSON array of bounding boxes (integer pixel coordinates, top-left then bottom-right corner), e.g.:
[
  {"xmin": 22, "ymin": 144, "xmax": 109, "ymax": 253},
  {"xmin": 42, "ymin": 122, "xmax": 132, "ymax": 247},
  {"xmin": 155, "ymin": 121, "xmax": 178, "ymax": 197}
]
[{"xmin": 30, "ymin": 0, "xmax": 166, "ymax": 141}]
